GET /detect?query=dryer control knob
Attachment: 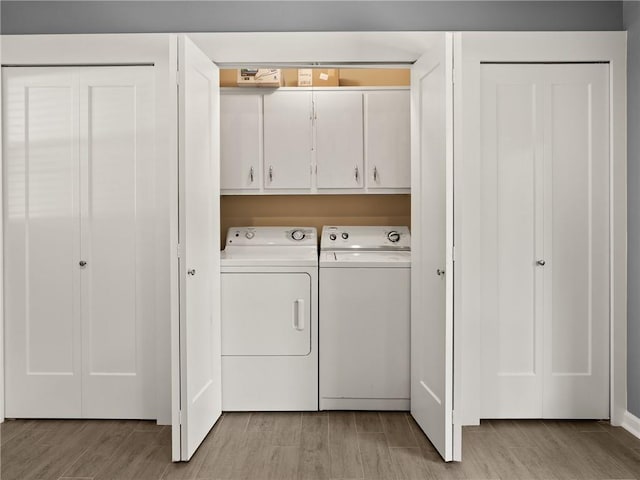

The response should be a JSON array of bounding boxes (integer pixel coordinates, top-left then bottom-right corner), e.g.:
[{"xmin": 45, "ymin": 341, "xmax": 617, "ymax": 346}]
[
  {"xmin": 388, "ymin": 231, "xmax": 401, "ymax": 243},
  {"xmin": 245, "ymin": 231, "xmax": 255, "ymax": 239},
  {"xmin": 341, "ymin": 232, "xmax": 349, "ymax": 240},
  {"xmin": 291, "ymin": 230, "xmax": 305, "ymax": 241},
  {"xmin": 329, "ymin": 233, "xmax": 337, "ymax": 241}
]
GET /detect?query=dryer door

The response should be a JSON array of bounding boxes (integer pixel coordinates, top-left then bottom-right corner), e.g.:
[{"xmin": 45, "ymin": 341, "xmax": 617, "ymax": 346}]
[{"xmin": 221, "ymin": 273, "xmax": 312, "ymax": 356}]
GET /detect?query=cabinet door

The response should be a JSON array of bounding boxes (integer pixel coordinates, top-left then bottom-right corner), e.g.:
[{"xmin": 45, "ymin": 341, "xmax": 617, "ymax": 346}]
[
  {"xmin": 3, "ymin": 67, "xmax": 83, "ymax": 417},
  {"xmin": 315, "ymin": 91, "xmax": 363, "ymax": 189},
  {"xmin": 263, "ymin": 91, "xmax": 312, "ymax": 189},
  {"xmin": 79, "ymin": 67, "xmax": 156, "ymax": 419},
  {"xmin": 221, "ymin": 93, "xmax": 261, "ymax": 190},
  {"xmin": 365, "ymin": 91, "xmax": 410, "ymax": 189}
]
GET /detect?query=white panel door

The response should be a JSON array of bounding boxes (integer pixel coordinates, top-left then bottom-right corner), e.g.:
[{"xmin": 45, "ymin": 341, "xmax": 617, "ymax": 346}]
[
  {"xmin": 3, "ymin": 67, "xmax": 82, "ymax": 418},
  {"xmin": 480, "ymin": 67, "xmax": 544, "ymax": 418},
  {"xmin": 480, "ymin": 63, "xmax": 610, "ymax": 419},
  {"xmin": 542, "ymin": 64, "xmax": 609, "ymax": 418},
  {"xmin": 79, "ymin": 67, "xmax": 156, "ymax": 419},
  {"xmin": 221, "ymin": 273, "xmax": 311, "ymax": 356},
  {"xmin": 315, "ymin": 91, "xmax": 363, "ymax": 189},
  {"xmin": 220, "ymin": 93, "xmax": 262, "ymax": 190},
  {"xmin": 410, "ymin": 34, "xmax": 457, "ymax": 461},
  {"xmin": 263, "ymin": 91, "xmax": 312, "ymax": 189},
  {"xmin": 176, "ymin": 35, "xmax": 222, "ymax": 461},
  {"xmin": 364, "ymin": 91, "xmax": 411, "ymax": 189}
]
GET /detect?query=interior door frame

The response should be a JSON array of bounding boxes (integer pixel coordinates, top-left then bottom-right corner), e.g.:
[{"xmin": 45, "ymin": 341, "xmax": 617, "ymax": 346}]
[
  {"xmin": 0, "ymin": 34, "xmax": 179, "ymax": 427},
  {"xmin": 453, "ymin": 32, "xmax": 627, "ymax": 427}
]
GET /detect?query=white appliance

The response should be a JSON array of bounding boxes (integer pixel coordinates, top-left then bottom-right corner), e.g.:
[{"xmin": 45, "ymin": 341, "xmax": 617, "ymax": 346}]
[
  {"xmin": 319, "ymin": 226, "xmax": 411, "ymax": 410},
  {"xmin": 221, "ymin": 226, "xmax": 318, "ymax": 411}
]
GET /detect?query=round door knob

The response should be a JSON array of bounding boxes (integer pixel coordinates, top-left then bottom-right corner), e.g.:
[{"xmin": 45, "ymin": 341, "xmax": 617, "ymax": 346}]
[
  {"xmin": 388, "ymin": 231, "xmax": 400, "ymax": 243},
  {"xmin": 79, "ymin": 260, "xmax": 87, "ymax": 267},
  {"xmin": 291, "ymin": 230, "xmax": 305, "ymax": 241},
  {"xmin": 187, "ymin": 269, "xmax": 196, "ymax": 276},
  {"xmin": 329, "ymin": 233, "xmax": 337, "ymax": 241},
  {"xmin": 536, "ymin": 260, "xmax": 546, "ymax": 266},
  {"xmin": 245, "ymin": 231, "xmax": 255, "ymax": 239},
  {"xmin": 341, "ymin": 232, "xmax": 349, "ymax": 240},
  {"xmin": 437, "ymin": 269, "xmax": 445, "ymax": 276}
]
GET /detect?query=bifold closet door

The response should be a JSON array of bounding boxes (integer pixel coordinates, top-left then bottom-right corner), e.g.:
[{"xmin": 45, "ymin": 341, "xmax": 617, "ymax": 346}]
[
  {"xmin": 3, "ymin": 68, "xmax": 82, "ymax": 417},
  {"xmin": 3, "ymin": 66, "xmax": 155, "ymax": 419},
  {"xmin": 480, "ymin": 63, "xmax": 609, "ymax": 419},
  {"xmin": 79, "ymin": 67, "xmax": 155, "ymax": 419}
]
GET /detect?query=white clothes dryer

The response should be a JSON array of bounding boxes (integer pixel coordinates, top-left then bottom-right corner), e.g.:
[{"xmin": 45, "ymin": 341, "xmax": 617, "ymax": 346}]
[
  {"xmin": 220, "ymin": 227, "xmax": 318, "ymax": 411},
  {"xmin": 319, "ymin": 226, "xmax": 411, "ymax": 410}
]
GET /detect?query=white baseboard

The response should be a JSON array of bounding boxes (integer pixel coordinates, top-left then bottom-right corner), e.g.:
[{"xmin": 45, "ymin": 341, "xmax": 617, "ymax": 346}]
[{"xmin": 621, "ymin": 410, "xmax": 640, "ymax": 439}]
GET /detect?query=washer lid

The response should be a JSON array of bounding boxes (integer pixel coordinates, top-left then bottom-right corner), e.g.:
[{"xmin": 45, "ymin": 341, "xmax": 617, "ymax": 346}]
[{"xmin": 320, "ymin": 250, "xmax": 411, "ymax": 268}]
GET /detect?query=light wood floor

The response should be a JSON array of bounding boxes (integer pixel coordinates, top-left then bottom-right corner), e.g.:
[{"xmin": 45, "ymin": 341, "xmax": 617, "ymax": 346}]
[{"xmin": 2, "ymin": 412, "xmax": 640, "ymax": 480}]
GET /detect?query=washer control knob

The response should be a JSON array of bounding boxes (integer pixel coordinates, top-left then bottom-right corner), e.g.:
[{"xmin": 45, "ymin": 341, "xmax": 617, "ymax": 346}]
[
  {"xmin": 291, "ymin": 230, "xmax": 305, "ymax": 241},
  {"xmin": 245, "ymin": 231, "xmax": 255, "ymax": 239},
  {"xmin": 388, "ymin": 231, "xmax": 401, "ymax": 243},
  {"xmin": 329, "ymin": 233, "xmax": 337, "ymax": 241},
  {"xmin": 341, "ymin": 232, "xmax": 349, "ymax": 240}
]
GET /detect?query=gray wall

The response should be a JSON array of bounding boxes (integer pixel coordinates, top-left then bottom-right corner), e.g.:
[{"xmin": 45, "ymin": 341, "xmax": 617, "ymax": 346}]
[
  {"xmin": 0, "ymin": 1, "xmax": 623, "ymax": 34},
  {"xmin": 625, "ymin": 1, "xmax": 640, "ymax": 418}
]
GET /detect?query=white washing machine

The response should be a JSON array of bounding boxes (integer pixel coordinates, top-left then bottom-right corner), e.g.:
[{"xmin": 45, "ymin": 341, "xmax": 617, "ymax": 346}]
[
  {"xmin": 319, "ymin": 226, "xmax": 411, "ymax": 410},
  {"xmin": 220, "ymin": 226, "xmax": 318, "ymax": 411}
]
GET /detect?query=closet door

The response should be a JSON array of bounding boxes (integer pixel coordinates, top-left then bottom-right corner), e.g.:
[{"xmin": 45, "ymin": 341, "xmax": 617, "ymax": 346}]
[
  {"xmin": 480, "ymin": 63, "xmax": 610, "ymax": 419},
  {"xmin": 3, "ymin": 67, "xmax": 82, "ymax": 417},
  {"xmin": 479, "ymin": 66, "xmax": 544, "ymax": 418},
  {"xmin": 542, "ymin": 64, "xmax": 609, "ymax": 418},
  {"xmin": 79, "ymin": 67, "xmax": 156, "ymax": 419}
]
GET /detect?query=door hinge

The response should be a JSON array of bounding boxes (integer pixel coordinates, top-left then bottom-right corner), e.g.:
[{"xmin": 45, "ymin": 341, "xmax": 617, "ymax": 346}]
[
  {"xmin": 451, "ymin": 409, "xmax": 457, "ymax": 425},
  {"xmin": 179, "ymin": 410, "xmax": 183, "ymax": 425},
  {"xmin": 452, "ymin": 245, "xmax": 456, "ymax": 262},
  {"xmin": 177, "ymin": 243, "xmax": 185, "ymax": 258}
]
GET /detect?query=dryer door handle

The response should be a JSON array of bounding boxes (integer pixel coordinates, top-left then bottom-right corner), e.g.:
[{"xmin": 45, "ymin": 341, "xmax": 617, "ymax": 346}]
[{"xmin": 293, "ymin": 299, "xmax": 305, "ymax": 331}]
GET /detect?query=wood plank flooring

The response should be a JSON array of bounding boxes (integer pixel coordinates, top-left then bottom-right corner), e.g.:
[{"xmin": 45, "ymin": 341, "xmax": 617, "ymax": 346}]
[{"xmin": 2, "ymin": 412, "xmax": 640, "ymax": 480}]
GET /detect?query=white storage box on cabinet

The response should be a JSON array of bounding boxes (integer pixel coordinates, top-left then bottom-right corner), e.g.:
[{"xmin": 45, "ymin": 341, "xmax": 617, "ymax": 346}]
[
  {"xmin": 220, "ymin": 92, "xmax": 262, "ymax": 190},
  {"xmin": 364, "ymin": 91, "xmax": 411, "ymax": 189}
]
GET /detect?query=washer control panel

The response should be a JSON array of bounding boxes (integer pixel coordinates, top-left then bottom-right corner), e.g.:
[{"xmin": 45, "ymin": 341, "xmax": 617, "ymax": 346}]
[
  {"xmin": 226, "ymin": 227, "xmax": 317, "ymax": 247},
  {"xmin": 321, "ymin": 226, "xmax": 410, "ymax": 250}
]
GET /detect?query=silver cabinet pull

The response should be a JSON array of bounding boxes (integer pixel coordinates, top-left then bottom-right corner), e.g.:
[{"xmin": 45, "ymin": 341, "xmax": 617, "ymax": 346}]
[
  {"xmin": 269, "ymin": 166, "xmax": 273, "ymax": 183},
  {"xmin": 187, "ymin": 269, "xmax": 196, "ymax": 276},
  {"xmin": 373, "ymin": 166, "xmax": 379, "ymax": 182},
  {"xmin": 79, "ymin": 260, "xmax": 87, "ymax": 267},
  {"xmin": 249, "ymin": 166, "xmax": 254, "ymax": 183},
  {"xmin": 437, "ymin": 269, "xmax": 445, "ymax": 276},
  {"xmin": 354, "ymin": 166, "xmax": 359, "ymax": 182},
  {"xmin": 536, "ymin": 260, "xmax": 546, "ymax": 266}
]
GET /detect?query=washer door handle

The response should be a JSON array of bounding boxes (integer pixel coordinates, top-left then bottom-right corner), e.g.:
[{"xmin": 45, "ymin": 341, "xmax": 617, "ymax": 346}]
[{"xmin": 293, "ymin": 299, "xmax": 305, "ymax": 331}]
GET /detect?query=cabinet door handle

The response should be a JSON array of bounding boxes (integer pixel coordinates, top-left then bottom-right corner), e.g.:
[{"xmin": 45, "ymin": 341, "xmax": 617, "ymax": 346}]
[
  {"xmin": 249, "ymin": 166, "xmax": 254, "ymax": 183},
  {"xmin": 269, "ymin": 166, "xmax": 273, "ymax": 183},
  {"xmin": 187, "ymin": 268, "xmax": 196, "ymax": 276},
  {"xmin": 354, "ymin": 166, "xmax": 359, "ymax": 182},
  {"xmin": 437, "ymin": 268, "xmax": 445, "ymax": 276},
  {"xmin": 293, "ymin": 299, "xmax": 305, "ymax": 331},
  {"xmin": 373, "ymin": 166, "xmax": 379, "ymax": 182},
  {"xmin": 536, "ymin": 260, "xmax": 546, "ymax": 266},
  {"xmin": 79, "ymin": 260, "xmax": 87, "ymax": 267}
]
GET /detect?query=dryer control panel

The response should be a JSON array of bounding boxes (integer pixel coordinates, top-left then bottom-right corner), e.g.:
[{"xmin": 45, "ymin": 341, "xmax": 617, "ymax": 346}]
[
  {"xmin": 321, "ymin": 226, "xmax": 411, "ymax": 251},
  {"xmin": 226, "ymin": 226, "xmax": 317, "ymax": 247}
]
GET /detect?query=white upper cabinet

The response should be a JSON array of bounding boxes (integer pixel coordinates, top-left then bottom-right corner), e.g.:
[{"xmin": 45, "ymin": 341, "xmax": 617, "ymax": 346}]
[
  {"xmin": 221, "ymin": 88, "xmax": 410, "ymax": 194},
  {"xmin": 220, "ymin": 93, "xmax": 262, "ymax": 190},
  {"xmin": 263, "ymin": 91, "xmax": 313, "ymax": 190},
  {"xmin": 314, "ymin": 91, "xmax": 363, "ymax": 189},
  {"xmin": 364, "ymin": 91, "xmax": 411, "ymax": 189}
]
